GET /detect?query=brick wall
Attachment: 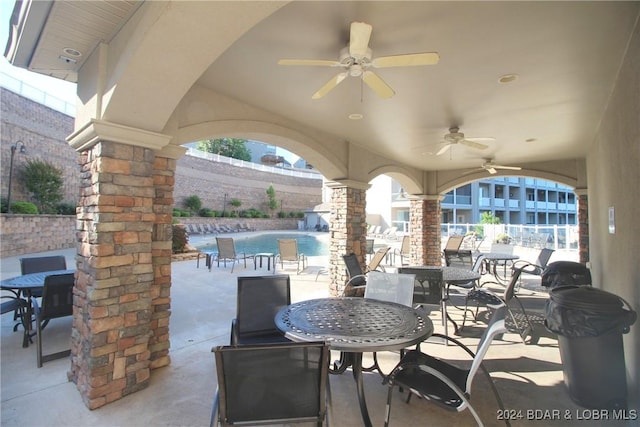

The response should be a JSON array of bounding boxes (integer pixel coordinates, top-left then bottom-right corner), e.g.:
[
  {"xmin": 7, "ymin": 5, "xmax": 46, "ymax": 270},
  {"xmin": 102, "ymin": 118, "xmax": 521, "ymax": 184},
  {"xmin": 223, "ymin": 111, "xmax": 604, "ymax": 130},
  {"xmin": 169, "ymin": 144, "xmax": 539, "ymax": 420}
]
[
  {"xmin": 0, "ymin": 214, "xmax": 76, "ymax": 256},
  {"xmin": 1, "ymin": 88, "xmax": 323, "ymax": 256}
]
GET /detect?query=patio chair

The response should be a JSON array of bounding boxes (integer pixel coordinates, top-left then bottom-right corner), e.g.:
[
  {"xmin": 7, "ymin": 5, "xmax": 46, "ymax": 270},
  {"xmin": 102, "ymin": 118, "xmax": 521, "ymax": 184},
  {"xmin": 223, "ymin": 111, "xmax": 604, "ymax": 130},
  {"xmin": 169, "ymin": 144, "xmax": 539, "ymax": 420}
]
[
  {"xmin": 215, "ymin": 237, "xmax": 252, "ymax": 273},
  {"xmin": 365, "ymin": 238, "xmax": 375, "ymax": 261},
  {"xmin": 33, "ymin": 273, "xmax": 74, "ymax": 367},
  {"xmin": 461, "ymin": 262, "xmax": 542, "ymax": 344},
  {"xmin": 514, "ymin": 247, "xmax": 555, "ymax": 278},
  {"xmin": 230, "ymin": 275, "xmax": 292, "ymax": 345},
  {"xmin": 342, "ymin": 247, "xmax": 390, "ymax": 296},
  {"xmin": 211, "ymin": 341, "xmax": 330, "ymax": 427},
  {"xmin": 442, "ymin": 235, "xmax": 464, "ymax": 264},
  {"xmin": 397, "ymin": 267, "xmax": 443, "ymax": 306},
  {"xmin": 384, "ymin": 306, "xmax": 509, "ymax": 427},
  {"xmin": 392, "ymin": 235, "xmax": 410, "ymax": 266},
  {"xmin": 363, "ymin": 271, "xmax": 417, "ymax": 374},
  {"xmin": 275, "ymin": 239, "xmax": 307, "ymax": 274},
  {"xmin": 1, "ymin": 291, "xmax": 28, "ymax": 335},
  {"xmin": 17, "ymin": 255, "xmax": 67, "ymax": 328}
]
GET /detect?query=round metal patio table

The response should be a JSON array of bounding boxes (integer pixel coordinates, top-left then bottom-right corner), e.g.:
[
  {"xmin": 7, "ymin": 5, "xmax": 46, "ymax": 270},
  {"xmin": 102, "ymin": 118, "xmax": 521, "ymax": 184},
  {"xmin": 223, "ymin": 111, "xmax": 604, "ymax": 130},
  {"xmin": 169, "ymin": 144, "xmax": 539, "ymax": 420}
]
[
  {"xmin": 481, "ymin": 252, "xmax": 520, "ymax": 283},
  {"xmin": 275, "ymin": 297, "xmax": 433, "ymax": 427}
]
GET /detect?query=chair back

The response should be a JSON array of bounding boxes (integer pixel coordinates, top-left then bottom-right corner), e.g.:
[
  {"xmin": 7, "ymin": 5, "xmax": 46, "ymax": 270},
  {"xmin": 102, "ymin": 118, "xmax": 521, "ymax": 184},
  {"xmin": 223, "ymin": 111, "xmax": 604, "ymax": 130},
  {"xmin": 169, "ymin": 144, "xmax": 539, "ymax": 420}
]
[
  {"xmin": 536, "ymin": 248, "xmax": 555, "ymax": 269},
  {"xmin": 365, "ymin": 238, "xmax": 375, "ymax": 256},
  {"xmin": 443, "ymin": 235, "xmax": 464, "ymax": 252},
  {"xmin": 277, "ymin": 239, "xmax": 299, "ymax": 261},
  {"xmin": 502, "ymin": 265, "xmax": 527, "ymax": 303},
  {"xmin": 41, "ymin": 273, "xmax": 74, "ymax": 320},
  {"xmin": 399, "ymin": 235, "xmax": 410, "ymax": 255},
  {"xmin": 365, "ymin": 272, "xmax": 416, "ymax": 307},
  {"xmin": 20, "ymin": 256, "xmax": 66, "ymax": 275},
  {"xmin": 342, "ymin": 253, "xmax": 366, "ymax": 287},
  {"xmin": 216, "ymin": 237, "xmax": 237, "ymax": 259},
  {"xmin": 212, "ymin": 341, "xmax": 329, "ymax": 426},
  {"xmin": 367, "ymin": 247, "xmax": 390, "ymax": 272},
  {"xmin": 466, "ymin": 306, "xmax": 508, "ymax": 392},
  {"xmin": 236, "ymin": 275, "xmax": 291, "ymax": 340},
  {"xmin": 398, "ymin": 267, "xmax": 443, "ymax": 305}
]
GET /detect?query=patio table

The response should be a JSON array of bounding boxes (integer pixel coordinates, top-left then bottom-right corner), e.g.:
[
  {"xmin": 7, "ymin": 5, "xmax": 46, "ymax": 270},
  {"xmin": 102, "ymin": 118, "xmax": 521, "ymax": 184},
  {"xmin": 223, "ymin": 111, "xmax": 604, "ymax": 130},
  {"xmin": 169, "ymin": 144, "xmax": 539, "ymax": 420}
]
[
  {"xmin": 404, "ymin": 266, "xmax": 481, "ymax": 337},
  {"xmin": 275, "ymin": 297, "xmax": 433, "ymax": 427},
  {"xmin": 481, "ymin": 252, "xmax": 520, "ymax": 283},
  {"xmin": 1, "ymin": 269, "xmax": 75, "ymax": 348}
]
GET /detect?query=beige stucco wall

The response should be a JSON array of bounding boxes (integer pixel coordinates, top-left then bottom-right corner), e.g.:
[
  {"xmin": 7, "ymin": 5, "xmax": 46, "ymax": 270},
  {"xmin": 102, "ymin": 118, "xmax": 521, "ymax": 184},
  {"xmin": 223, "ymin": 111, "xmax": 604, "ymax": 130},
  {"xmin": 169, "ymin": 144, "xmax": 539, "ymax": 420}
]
[{"xmin": 586, "ymin": 21, "xmax": 639, "ymax": 400}]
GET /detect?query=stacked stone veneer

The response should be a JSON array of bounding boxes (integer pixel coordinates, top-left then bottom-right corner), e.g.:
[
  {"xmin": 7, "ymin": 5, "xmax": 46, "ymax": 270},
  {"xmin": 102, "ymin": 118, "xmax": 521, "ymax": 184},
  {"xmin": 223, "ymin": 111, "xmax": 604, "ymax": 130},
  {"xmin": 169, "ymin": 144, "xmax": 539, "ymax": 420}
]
[
  {"xmin": 70, "ymin": 141, "xmax": 167, "ymax": 409},
  {"xmin": 577, "ymin": 193, "xmax": 589, "ymax": 264},
  {"xmin": 328, "ymin": 185, "xmax": 367, "ymax": 296},
  {"xmin": 409, "ymin": 198, "xmax": 442, "ymax": 266}
]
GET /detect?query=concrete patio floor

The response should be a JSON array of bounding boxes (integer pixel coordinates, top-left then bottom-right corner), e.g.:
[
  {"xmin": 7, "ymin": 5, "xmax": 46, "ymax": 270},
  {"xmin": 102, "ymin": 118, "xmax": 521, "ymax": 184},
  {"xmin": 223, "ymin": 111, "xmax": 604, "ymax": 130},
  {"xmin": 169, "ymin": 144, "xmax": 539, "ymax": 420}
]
[{"xmin": 1, "ymin": 242, "xmax": 636, "ymax": 427}]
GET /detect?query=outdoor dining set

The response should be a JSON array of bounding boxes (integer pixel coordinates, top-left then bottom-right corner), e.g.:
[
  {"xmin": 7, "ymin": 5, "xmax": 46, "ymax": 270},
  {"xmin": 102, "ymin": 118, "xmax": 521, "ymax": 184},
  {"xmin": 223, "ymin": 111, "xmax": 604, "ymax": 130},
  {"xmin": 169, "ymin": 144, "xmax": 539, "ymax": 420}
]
[{"xmin": 1, "ymin": 234, "xmax": 604, "ymax": 427}]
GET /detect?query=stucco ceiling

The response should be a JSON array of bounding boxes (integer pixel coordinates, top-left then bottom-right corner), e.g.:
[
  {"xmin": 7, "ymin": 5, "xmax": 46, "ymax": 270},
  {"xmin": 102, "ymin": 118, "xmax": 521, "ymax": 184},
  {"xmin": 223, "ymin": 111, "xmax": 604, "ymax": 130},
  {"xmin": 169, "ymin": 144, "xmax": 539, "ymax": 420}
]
[{"xmin": 6, "ymin": 1, "xmax": 639, "ymax": 173}]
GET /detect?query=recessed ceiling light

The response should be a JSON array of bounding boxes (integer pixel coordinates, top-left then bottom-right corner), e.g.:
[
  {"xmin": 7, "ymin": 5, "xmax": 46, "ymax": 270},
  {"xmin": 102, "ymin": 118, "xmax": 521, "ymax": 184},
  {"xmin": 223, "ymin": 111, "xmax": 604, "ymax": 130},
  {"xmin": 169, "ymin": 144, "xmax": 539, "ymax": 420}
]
[
  {"xmin": 348, "ymin": 113, "xmax": 363, "ymax": 120},
  {"xmin": 498, "ymin": 74, "xmax": 518, "ymax": 84},
  {"xmin": 63, "ymin": 47, "xmax": 82, "ymax": 57}
]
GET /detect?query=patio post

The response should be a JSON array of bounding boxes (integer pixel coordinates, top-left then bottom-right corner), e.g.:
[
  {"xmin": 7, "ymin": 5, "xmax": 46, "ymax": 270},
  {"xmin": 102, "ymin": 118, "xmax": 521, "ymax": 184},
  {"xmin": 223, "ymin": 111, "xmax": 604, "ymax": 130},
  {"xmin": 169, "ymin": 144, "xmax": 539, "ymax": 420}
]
[
  {"xmin": 409, "ymin": 195, "xmax": 443, "ymax": 266},
  {"xmin": 326, "ymin": 181, "xmax": 369, "ymax": 297},
  {"xmin": 67, "ymin": 121, "xmax": 173, "ymax": 409},
  {"xmin": 576, "ymin": 189, "xmax": 589, "ymax": 264}
]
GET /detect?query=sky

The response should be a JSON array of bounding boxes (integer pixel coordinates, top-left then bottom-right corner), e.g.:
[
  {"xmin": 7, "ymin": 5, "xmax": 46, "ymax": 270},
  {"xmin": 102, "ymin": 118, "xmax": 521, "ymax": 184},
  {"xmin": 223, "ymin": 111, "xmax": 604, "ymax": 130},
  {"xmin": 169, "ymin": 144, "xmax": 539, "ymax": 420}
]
[{"xmin": 0, "ymin": 0, "xmax": 299, "ymax": 163}]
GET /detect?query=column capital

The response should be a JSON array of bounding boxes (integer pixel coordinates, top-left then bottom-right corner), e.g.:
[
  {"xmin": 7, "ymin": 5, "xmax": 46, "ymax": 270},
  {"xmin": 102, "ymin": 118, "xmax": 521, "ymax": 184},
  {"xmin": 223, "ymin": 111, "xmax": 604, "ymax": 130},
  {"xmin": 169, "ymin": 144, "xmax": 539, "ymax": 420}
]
[
  {"xmin": 408, "ymin": 193, "xmax": 445, "ymax": 201},
  {"xmin": 574, "ymin": 187, "xmax": 588, "ymax": 197},
  {"xmin": 325, "ymin": 179, "xmax": 371, "ymax": 191},
  {"xmin": 67, "ymin": 119, "xmax": 173, "ymax": 152}
]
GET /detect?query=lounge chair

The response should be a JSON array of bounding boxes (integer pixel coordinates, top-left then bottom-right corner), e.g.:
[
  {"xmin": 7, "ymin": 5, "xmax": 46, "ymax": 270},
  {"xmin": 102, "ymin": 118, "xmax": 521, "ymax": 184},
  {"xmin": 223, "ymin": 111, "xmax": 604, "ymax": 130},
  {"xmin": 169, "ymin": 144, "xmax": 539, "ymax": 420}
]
[
  {"xmin": 186, "ymin": 224, "xmax": 201, "ymax": 235},
  {"xmin": 275, "ymin": 239, "xmax": 307, "ymax": 274},
  {"xmin": 215, "ymin": 237, "xmax": 252, "ymax": 272}
]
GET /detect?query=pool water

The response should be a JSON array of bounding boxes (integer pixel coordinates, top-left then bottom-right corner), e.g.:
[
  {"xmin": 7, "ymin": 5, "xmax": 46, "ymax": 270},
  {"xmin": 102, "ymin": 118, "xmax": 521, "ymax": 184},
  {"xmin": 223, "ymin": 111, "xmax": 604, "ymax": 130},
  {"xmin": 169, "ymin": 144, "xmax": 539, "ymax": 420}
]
[{"xmin": 197, "ymin": 233, "xmax": 329, "ymax": 257}]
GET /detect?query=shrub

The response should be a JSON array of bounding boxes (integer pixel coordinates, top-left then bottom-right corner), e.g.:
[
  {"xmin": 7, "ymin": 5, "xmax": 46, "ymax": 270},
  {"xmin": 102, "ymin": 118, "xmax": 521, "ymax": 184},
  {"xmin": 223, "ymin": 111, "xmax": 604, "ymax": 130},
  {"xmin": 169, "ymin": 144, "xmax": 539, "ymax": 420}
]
[
  {"xmin": 199, "ymin": 208, "xmax": 215, "ymax": 217},
  {"xmin": 277, "ymin": 211, "xmax": 287, "ymax": 218},
  {"xmin": 56, "ymin": 202, "xmax": 76, "ymax": 215},
  {"xmin": 494, "ymin": 233, "xmax": 512, "ymax": 244},
  {"xmin": 184, "ymin": 195, "xmax": 202, "ymax": 213},
  {"xmin": 172, "ymin": 224, "xmax": 189, "ymax": 253},
  {"xmin": 295, "ymin": 211, "xmax": 305, "ymax": 219},
  {"xmin": 20, "ymin": 159, "xmax": 64, "ymax": 213},
  {"xmin": 10, "ymin": 201, "xmax": 38, "ymax": 214}
]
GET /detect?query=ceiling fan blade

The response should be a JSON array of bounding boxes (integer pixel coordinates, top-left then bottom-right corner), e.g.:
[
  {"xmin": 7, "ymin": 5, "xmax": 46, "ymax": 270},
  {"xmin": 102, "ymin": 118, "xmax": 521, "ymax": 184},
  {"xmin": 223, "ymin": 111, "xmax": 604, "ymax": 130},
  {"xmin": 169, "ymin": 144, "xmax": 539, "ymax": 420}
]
[
  {"xmin": 460, "ymin": 139, "xmax": 489, "ymax": 150},
  {"xmin": 494, "ymin": 165, "xmax": 522, "ymax": 171},
  {"xmin": 278, "ymin": 59, "xmax": 341, "ymax": 67},
  {"xmin": 350, "ymin": 22, "xmax": 372, "ymax": 58},
  {"xmin": 436, "ymin": 143, "xmax": 452, "ymax": 156},
  {"xmin": 372, "ymin": 52, "xmax": 440, "ymax": 68},
  {"xmin": 311, "ymin": 72, "xmax": 348, "ymax": 99},
  {"xmin": 362, "ymin": 71, "xmax": 395, "ymax": 99}
]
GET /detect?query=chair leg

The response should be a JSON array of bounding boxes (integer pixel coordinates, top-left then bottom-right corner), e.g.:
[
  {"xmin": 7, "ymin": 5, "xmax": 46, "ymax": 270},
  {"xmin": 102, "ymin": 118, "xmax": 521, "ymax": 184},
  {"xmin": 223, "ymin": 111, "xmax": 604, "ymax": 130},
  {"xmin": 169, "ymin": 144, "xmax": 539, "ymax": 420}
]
[{"xmin": 36, "ymin": 318, "xmax": 43, "ymax": 368}]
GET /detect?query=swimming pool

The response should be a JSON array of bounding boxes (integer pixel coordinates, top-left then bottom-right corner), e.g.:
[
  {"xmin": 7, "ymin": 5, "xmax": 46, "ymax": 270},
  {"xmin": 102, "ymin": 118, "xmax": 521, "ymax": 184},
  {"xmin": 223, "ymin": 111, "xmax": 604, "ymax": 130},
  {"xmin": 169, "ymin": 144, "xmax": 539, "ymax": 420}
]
[{"xmin": 196, "ymin": 232, "xmax": 329, "ymax": 257}]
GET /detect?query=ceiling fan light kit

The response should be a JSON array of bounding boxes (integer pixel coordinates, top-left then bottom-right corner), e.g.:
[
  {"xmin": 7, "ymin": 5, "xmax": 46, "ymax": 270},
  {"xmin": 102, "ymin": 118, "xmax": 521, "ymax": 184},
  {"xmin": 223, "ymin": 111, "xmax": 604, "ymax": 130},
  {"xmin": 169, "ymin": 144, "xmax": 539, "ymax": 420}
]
[{"xmin": 278, "ymin": 21, "xmax": 439, "ymax": 99}]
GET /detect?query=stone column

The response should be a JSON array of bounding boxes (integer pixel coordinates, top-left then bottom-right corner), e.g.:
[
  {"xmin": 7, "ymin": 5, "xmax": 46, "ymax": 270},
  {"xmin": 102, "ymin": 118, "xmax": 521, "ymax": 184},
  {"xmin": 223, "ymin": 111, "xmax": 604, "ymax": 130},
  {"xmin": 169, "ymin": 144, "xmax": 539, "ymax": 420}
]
[
  {"xmin": 409, "ymin": 196, "xmax": 442, "ymax": 266},
  {"xmin": 576, "ymin": 190, "xmax": 589, "ymax": 264},
  {"xmin": 67, "ymin": 121, "xmax": 173, "ymax": 409},
  {"xmin": 327, "ymin": 181, "xmax": 368, "ymax": 296}
]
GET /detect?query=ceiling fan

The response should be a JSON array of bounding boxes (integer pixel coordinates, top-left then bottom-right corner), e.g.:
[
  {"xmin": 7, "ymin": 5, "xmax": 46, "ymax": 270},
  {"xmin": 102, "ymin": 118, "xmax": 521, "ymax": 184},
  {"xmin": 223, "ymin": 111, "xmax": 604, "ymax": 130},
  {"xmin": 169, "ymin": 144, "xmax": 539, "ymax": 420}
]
[
  {"xmin": 434, "ymin": 127, "xmax": 494, "ymax": 156},
  {"xmin": 278, "ymin": 21, "xmax": 439, "ymax": 99},
  {"xmin": 463, "ymin": 159, "xmax": 523, "ymax": 175}
]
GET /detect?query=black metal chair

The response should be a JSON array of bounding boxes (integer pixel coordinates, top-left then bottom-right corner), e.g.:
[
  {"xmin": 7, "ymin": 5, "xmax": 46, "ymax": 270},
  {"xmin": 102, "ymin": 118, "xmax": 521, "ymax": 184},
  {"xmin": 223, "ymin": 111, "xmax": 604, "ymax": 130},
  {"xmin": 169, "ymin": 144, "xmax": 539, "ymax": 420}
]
[
  {"xmin": 14, "ymin": 255, "xmax": 68, "ymax": 332},
  {"xmin": 211, "ymin": 341, "xmax": 331, "ymax": 427},
  {"xmin": 33, "ymin": 273, "xmax": 74, "ymax": 367},
  {"xmin": 1, "ymin": 291, "xmax": 28, "ymax": 332},
  {"xmin": 461, "ymin": 263, "xmax": 541, "ymax": 343},
  {"xmin": 342, "ymin": 248, "xmax": 390, "ymax": 296},
  {"xmin": 384, "ymin": 306, "xmax": 509, "ymax": 427},
  {"xmin": 230, "ymin": 275, "xmax": 292, "ymax": 345}
]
